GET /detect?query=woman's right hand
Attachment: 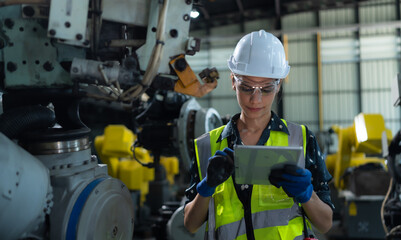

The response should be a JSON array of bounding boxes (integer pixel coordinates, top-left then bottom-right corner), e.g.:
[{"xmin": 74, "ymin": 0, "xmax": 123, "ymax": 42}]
[{"xmin": 196, "ymin": 148, "xmax": 234, "ymax": 197}]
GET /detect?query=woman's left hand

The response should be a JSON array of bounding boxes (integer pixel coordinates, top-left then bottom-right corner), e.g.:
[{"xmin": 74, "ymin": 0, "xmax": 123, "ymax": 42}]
[{"xmin": 269, "ymin": 163, "xmax": 313, "ymax": 203}]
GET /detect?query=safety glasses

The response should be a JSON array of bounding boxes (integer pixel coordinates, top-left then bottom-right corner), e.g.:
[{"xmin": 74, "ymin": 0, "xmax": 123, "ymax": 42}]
[{"xmin": 233, "ymin": 74, "xmax": 280, "ymax": 96}]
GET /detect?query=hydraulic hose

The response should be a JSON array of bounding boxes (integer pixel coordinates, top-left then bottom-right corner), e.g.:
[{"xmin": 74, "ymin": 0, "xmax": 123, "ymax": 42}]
[
  {"xmin": 0, "ymin": 105, "xmax": 56, "ymax": 139},
  {"xmin": 120, "ymin": 0, "xmax": 169, "ymax": 101}
]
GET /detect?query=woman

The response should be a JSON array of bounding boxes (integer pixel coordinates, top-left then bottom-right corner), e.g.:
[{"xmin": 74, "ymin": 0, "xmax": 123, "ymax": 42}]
[{"xmin": 184, "ymin": 30, "xmax": 333, "ymax": 240}]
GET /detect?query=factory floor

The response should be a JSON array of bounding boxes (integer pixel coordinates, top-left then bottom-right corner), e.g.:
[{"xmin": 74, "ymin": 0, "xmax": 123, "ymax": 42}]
[
  {"xmin": 324, "ymin": 220, "xmax": 385, "ymax": 240},
  {"xmin": 132, "ymin": 220, "xmax": 386, "ymax": 240}
]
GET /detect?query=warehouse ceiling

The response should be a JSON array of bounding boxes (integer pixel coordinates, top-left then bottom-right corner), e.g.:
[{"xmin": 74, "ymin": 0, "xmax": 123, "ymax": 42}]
[{"xmin": 190, "ymin": 0, "xmax": 373, "ymax": 31}]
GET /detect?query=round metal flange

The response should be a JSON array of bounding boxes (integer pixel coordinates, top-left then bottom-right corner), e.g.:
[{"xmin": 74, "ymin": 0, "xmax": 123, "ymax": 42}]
[
  {"xmin": 177, "ymin": 98, "xmax": 223, "ymax": 171},
  {"xmin": 166, "ymin": 205, "xmax": 205, "ymax": 240},
  {"xmin": 67, "ymin": 178, "xmax": 134, "ymax": 240},
  {"xmin": 177, "ymin": 98, "xmax": 202, "ymax": 171},
  {"xmin": 22, "ymin": 136, "xmax": 91, "ymax": 155},
  {"xmin": 194, "ymin": 107, "xmax": 223, "ymax": 139}
]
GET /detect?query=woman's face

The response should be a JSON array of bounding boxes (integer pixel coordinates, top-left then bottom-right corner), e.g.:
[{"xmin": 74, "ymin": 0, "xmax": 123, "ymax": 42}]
[{"xmin": 232, "ymin": 73, "xmax": 281, "ymax": 121}]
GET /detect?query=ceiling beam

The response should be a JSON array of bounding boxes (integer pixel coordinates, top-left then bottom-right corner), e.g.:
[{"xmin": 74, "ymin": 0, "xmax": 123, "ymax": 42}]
[
  {"xmin": 235, "ymin": 0, "xmax": 244, "ymax": 14},
  {"xmin": 274, "ymin": 0, "xmax": 281, "ymax": 29},
  {"xmin": 201, "ymin": 19, "xmax": 401, "ymax": 42}
]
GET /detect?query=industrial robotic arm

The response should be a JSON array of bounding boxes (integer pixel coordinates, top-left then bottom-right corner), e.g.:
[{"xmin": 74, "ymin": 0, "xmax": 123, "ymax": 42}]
[
  {"xmin": 0, "ymin": 1, "xmax": 220, "ymax": 239},
  {"xmin": 382, "ymin": 74, "xmax": 401, "ymax": 239},
  {"xmin": 0, "ymin": 0, "xmax": 217, "ymax": 100}
]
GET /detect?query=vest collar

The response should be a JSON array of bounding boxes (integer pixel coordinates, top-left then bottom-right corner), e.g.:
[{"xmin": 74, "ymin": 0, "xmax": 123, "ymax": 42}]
[{"xmin": 217, "ymin": 111, "xmax": 289, "ymax": 144}]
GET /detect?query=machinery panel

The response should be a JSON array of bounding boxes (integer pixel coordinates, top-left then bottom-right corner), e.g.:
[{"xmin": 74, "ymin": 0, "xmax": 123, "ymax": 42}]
[
  {"xmin": 343, "ymin": 196, "xmax": 386, "ymax": 239},
  {"xmin": 2, "ymin": 19, "xmax": 71, "ymax": 88},
  {"xmin": 48, "ymin": 0, "xmax": 89, "ymax": 45},
  {"xmin": 102, "ymin": 0, "xmax": 149, "ymax": 26}
]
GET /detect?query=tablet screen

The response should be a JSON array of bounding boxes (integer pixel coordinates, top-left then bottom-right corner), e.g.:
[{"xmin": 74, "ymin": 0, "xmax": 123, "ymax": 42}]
[{"xmin": 234, "ymin": 145, "xmax": 303, "ymax": 185}]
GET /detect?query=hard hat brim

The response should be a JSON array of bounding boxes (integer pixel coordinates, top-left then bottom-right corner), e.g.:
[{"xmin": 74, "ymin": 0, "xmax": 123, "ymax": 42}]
[{"xmin": 227, "ymin": 58, "xmax": 290, "ymax": 79}]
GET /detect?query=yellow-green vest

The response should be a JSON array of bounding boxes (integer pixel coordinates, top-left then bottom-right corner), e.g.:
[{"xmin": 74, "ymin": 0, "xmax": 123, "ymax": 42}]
[{"xmin": 194, "ymin": 120, "xmax": 313, "ymax": 240}]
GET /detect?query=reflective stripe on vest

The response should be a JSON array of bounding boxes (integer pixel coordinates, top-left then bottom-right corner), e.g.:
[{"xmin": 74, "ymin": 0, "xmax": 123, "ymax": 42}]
[
  {"xmin": 287, "ymin": 121, "xmax": 306, "ymax": 170},
  {"xmin": 212, "ymin": 203, "xmax": 302, "ymax": 239},
  {"xmin": 194, "ymin": 121, "xmax": 310, "ymax": 240},
  {"xmin": 194, "ymin": 132, "xmax": 212, "ymax": 181},
  {"xmin": 208, "ymin": 198, "xmax": 216, "ymax": 239}
]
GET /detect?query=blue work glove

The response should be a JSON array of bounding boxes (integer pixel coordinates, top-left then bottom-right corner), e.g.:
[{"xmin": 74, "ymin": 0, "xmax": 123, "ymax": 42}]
[
  {"xmin": 196, "ymin": 148, "xmax": 234, "ymax": 197},
  {"xmin": 268, "ymin": 163, "xmax": 313, "ymax": 203}
]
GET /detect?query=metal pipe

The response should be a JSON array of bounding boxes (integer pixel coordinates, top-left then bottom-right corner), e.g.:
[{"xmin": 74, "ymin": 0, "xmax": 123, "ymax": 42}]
[
  {"xmin": 202, "ymin": 20, "xmax": 401, "ymax": 42},
  {"xmin": 283, "ymin": 34, "xmax": 289, "ymax": 83},
  {"xmin": 0, "ymin": 0, "xmax": 49, "ymax": 7},
  {"xmin": 317, "ymin": 32, "xmax": 323, "ymax": 131}
]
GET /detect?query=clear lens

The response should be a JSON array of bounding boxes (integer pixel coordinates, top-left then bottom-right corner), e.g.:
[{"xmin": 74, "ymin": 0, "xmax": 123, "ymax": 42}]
[{"xmin": 234, "ymin": 75, "xmax": 279, "ymax": 96}]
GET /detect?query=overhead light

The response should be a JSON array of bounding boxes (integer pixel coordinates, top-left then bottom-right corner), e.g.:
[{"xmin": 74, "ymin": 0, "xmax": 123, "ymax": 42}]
[{"xmin": 190, "ymin": 10, "xmax": 200, "ymax": 18}]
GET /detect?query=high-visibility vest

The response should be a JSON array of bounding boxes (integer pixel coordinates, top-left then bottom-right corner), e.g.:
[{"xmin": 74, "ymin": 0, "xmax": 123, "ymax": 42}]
[{"xmin": 194, "ymin": 120, "xmax": 313, "ymax": 240}]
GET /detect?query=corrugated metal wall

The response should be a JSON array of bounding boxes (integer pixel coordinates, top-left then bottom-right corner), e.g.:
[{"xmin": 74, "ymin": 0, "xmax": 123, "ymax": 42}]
[
  {"xmin": 359, "ymin": 0, "xmax": 401, "ymax": 134},
  {"xmin": 188, "ymin": 0, "xmax": 401, "ymax": 137},
  {"xmin": 282, "ymin": 12, "xmax": 319, "ymax": 132},
  {"xmin": 320, "ymin": 8, "xmax": 358, "ymax": 136}
]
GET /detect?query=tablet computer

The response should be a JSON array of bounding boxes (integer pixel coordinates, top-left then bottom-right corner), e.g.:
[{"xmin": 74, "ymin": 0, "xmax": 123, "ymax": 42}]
[{"xmin": 234, "ymin": 145, "xmax": 303, "ymax": 185}]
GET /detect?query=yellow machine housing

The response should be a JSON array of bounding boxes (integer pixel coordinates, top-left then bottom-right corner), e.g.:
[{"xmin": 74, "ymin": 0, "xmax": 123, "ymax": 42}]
[
  {"xmin": 94, "ymin": 125, "xmax": 179, "ymax": 205},
  {"xmin": 325, "ymin": 113, "xmax": 393, "ymax": 240},
  {"xmin": 326, "ymin": 113, "xmax": 392, "ymax": 190}
]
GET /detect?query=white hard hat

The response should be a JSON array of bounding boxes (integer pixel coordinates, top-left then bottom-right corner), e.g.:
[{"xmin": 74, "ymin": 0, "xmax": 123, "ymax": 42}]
[{"xmin": 227, "ymin": 30, "xmax": 290, "ymax": 79}]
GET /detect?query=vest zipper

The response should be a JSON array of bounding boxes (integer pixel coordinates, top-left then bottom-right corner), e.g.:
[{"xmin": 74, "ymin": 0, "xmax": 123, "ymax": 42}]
[
  {"xmin": 233, "ymin": 179, "xmax": 255, "ymax": 240},
  {"xmin": 230, "ymin": 135, "xmax": 255, "ymax": 240}
]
